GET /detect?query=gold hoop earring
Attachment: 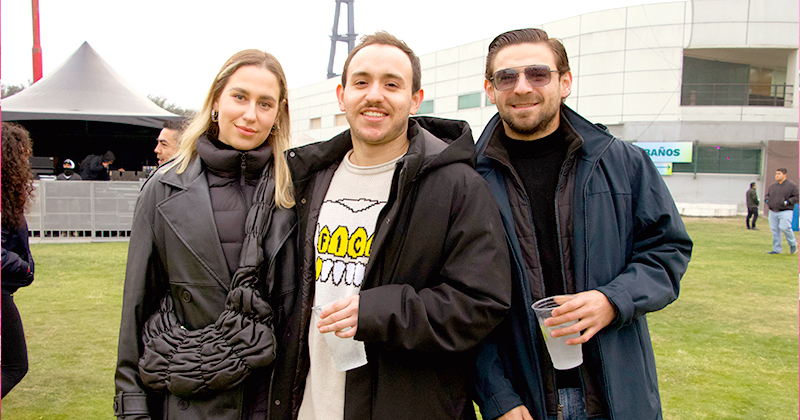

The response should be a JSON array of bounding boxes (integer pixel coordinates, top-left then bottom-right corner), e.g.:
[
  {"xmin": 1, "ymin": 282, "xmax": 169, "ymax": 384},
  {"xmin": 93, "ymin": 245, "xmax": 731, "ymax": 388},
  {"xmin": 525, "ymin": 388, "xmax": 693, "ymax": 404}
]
[{"xmin": 211, "ymin": 110, "xmax": 219, "ymax": 122}]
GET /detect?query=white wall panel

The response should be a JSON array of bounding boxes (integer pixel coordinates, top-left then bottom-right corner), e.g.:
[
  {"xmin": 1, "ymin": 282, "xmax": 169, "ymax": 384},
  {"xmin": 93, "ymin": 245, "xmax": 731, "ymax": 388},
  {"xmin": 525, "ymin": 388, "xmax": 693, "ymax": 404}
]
[
  {"xmin": 577, "ymin": 51, "xmax": 625, "ymax": 75},
  {"xmin": 692, "ymin": 0, "xmax": 749, "ymax": 23},
  {"xmin": 623, "ymin": 70, "xmax": 682, "ymax": 94},
  {"xmin": 578, "ymin": 30, "xmax": 626, "ymax": 55},
  {"xmin": 579, "ymin": 8, "xmax": 628, "ymax": 33},
  {"xmin": 626, "ymin": 2, "xmax": 687, "ymax": 26},
  {"xmin": 577, "ymin": 73, "xmax": 624, "ymax": 96},
  {"xmin": 625, "ymin": 25, "xmax": 685, "ymax": 50},
  {"xmin": 435, "ymin": 63, "xmax": 459, "ymax": 82},
  {"xmin": 621, "ymin": 92, "xmax": 680, "ymax": 119},
  {"xmin": 747, "ymin": 23, "xmax": 800, "ymax": 47},
  {"xmin": 624, "ymin": 47, "xmax": 683, "ymax": 72},
  {"xmin": 689, "ymin": 22, "xmax": 748, "ymax": 46},
  {"xmin": 436, "ymin": 47, "xmax": 460, "ymax": 66}
]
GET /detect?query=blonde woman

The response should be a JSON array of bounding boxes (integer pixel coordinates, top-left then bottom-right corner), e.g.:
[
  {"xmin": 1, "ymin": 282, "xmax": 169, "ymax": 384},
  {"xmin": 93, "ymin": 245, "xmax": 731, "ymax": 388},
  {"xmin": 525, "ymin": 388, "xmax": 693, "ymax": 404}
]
[{"xmin": 114, "ymin": 50, "xmax": 296, "ymax": 420}]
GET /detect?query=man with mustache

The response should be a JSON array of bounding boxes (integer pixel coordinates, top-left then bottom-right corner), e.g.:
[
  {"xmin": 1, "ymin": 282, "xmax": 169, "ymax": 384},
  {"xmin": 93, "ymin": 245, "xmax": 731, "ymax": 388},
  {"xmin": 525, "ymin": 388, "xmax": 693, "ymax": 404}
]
[
  {"xmin": 473, "ymin": 28, "xmax": 692, "ymax": 420},
  {"xmin": 274, "ymin": 31, "xmax": 512, "ymax": 420}
]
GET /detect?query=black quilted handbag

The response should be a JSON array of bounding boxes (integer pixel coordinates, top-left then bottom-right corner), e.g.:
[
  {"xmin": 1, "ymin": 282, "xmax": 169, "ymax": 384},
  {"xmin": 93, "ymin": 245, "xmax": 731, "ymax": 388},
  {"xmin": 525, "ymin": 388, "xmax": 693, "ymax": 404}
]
[{"xmin": 137, "ymin": 164, "xmax": 277, "ymax": 398}]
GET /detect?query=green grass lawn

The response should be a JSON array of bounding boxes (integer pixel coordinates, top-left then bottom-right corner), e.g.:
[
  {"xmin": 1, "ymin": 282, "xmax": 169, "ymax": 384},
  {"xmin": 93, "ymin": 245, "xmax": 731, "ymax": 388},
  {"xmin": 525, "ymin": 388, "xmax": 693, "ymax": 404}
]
[{"xmin": 2, "ymin": 217, "xmax": 798, "ymax": 419}]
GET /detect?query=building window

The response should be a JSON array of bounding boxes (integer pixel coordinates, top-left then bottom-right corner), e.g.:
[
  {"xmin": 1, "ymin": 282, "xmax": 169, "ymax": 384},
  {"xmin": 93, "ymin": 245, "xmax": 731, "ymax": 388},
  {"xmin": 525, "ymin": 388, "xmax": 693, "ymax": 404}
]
[
  {"xmin": 335, "ymin": 114, "xmax": 348, "ymax": 127},
  {"xmin": 310, "ymin": 118, "xmax": 321, "ymax": 130},
  {"xmin": 458, "ymin": 92, "xmax": 481, "ymax": 110},
  {"xmin": 681, "ymin": 56, "xmax": 792, "ymax": 107},
  {"xmin": 417, "ymin": 100, "xmax": 434, "ymax": 114},
  {"xmin": 673, "ymin": 146, "xmax": 761, "ymax": 174}
]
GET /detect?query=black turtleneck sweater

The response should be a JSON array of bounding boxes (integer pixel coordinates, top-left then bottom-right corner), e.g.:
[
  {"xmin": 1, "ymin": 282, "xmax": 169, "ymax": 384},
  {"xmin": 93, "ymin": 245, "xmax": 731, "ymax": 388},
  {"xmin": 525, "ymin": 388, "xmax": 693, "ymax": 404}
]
[
  {"xmin": 501, "ymin": 125, "xmax": 569, "ymax": 297},
  {"xmin": 195, "ymin": 136, "xmax": 272, "ymax": 275}
]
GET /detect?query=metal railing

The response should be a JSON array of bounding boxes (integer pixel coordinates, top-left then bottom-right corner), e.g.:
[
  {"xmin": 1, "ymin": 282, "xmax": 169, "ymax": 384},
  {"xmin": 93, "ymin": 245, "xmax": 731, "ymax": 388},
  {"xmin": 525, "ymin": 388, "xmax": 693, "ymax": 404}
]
[
  {"xmin": 25, "ymin": 180, "xmax": 143, "ymax": 240},
  {"xmin": 681, "ymin": 83, "xmax": 793, "ymax": 107}
]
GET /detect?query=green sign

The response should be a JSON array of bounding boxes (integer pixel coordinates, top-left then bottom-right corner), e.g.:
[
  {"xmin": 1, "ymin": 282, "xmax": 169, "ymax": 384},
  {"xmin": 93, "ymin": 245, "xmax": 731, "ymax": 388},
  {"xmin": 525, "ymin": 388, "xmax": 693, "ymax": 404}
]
[{"xmin": 632, "ymin": 142, "xmax": 693, "ymax": 163}]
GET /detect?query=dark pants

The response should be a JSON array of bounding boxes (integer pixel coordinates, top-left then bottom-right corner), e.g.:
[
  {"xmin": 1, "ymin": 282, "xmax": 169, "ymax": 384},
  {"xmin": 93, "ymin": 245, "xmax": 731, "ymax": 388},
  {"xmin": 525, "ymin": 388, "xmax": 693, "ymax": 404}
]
[
  {"xmin": 2, "ymin": 293, "xmax": 29, "ymax": 398},
  {"xmin": 747, "ymin": 206, "xmax": 759, "ymax": 229}
]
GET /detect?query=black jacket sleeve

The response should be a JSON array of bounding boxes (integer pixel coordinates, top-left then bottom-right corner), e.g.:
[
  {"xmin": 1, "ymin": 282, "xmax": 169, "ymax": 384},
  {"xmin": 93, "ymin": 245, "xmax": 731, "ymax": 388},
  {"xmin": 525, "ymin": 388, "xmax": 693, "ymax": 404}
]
[
  {"xmin": 1, "ymin": 225, "xmax": 35, "ymax": 291},
  {"xmin": 356, "ymin": 168, "xmax": 512, "ymax": 352}
]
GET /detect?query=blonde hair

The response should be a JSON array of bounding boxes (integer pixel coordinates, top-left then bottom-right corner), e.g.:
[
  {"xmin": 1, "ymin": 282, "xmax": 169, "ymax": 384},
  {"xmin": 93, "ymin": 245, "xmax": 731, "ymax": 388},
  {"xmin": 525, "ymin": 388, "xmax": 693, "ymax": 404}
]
[{"xmin": 171, "ymin": 49, "xmax": 294, "ymax": 208}]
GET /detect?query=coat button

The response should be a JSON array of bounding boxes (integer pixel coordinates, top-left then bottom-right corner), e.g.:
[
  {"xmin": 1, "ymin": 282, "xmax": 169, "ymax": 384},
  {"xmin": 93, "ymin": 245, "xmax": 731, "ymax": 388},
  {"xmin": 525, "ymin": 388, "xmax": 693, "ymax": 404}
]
[
  {"xmin": 274, "ymin": 399, "xmax": 281, "ymax": 406},
  {"xmin": 181, "ymin": 290, "xmax": 192, "ymax": 303},
  {"xmin": 178, "ymin": 399, "xmax": 189, "ymax": 410},
  {"xmin": 289, "ymin": 151, "xmax": 296, "ymax": 158},
  {"xmin": 301, "ymin": 198, "xmax": 306, "ymax": 204}
]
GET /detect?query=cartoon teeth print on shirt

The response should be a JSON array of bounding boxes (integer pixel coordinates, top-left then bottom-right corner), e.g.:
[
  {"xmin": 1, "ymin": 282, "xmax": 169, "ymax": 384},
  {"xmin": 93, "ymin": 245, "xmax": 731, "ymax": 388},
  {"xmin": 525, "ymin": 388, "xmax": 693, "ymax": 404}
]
[
  {"xmin": 297, "ymin": 152, "xmax": 396, "ymax": 420},
  {"xmin": 315, "ymin": 198, "xmax": 384, "ymax": 288}
]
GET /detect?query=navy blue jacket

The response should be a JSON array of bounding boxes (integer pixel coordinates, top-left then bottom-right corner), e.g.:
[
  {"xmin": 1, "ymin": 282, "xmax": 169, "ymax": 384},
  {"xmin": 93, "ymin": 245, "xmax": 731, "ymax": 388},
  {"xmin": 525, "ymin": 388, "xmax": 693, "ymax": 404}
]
[{"xmin": 473, "ymin": 106, "xmax": 692, "ymax": 420}]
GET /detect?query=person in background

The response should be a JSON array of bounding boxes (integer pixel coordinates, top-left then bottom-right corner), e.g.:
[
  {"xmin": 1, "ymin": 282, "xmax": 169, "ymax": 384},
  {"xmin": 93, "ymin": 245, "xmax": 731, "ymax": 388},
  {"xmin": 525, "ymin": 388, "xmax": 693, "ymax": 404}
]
[
  {"xmin": 746, "ymin": 182, "xmax": 759, "ymax": 230},
  {"xmin": 473, "ymin": 28, "xmax": 692, "ymax": 420},
  {"xmin": 155, "ymin": 119, "xmax": 187, "ymax": 165},
  {"xmin": 57, "ymin": 159, "xmax": 82, "ymax": 180},
  {"xmin": 1, "ymin": 122, "xmax": 37, "ymax": 398},
  {"xmin": 765, "ymin": 168, "xmax": 798, "ymax": 254},
  {"xmin": 79, "ymin": 151, "xmax": 116, "ymax": 180}
]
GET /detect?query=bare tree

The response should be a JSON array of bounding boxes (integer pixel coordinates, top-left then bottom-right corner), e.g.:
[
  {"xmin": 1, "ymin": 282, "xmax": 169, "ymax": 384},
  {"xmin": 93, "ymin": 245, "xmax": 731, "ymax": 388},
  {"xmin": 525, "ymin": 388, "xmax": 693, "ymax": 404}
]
[
  {"xmin": 2, "ymin": 83, "xmax": 28, "ymax": 98},
  {"xmin": 148, "ymin": 94, "xmax": 196, "ymax": 117}
]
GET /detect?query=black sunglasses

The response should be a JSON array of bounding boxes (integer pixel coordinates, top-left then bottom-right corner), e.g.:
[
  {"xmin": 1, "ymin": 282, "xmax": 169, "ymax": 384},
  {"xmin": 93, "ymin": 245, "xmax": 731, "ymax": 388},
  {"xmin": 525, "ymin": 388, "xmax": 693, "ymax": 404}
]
[{"xmin": 490, "ymin": 65, "xmax": 560, "ymax": 91}]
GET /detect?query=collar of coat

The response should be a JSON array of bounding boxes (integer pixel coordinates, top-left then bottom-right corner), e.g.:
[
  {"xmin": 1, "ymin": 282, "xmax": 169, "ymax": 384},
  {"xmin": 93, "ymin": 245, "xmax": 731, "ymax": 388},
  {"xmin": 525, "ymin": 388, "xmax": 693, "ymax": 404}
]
[
  {"xmin": 476, "ymin": 104, "xmax": 616, "ymax": 168},
  {"xmin": 288, "ymin": 116, "xmax": 475, "ymax": 186},
  {"xmin": 196, "ymin": 135, "xmax": 273, "ymax": 181}
]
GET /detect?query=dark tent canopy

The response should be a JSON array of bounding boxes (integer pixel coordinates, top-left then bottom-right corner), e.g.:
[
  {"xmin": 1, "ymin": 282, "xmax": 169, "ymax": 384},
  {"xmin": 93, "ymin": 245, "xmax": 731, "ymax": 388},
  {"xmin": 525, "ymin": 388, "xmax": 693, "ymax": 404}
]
[{"xmin": 1, "ymin": 42, "xmax": 182, "ymax": 172}]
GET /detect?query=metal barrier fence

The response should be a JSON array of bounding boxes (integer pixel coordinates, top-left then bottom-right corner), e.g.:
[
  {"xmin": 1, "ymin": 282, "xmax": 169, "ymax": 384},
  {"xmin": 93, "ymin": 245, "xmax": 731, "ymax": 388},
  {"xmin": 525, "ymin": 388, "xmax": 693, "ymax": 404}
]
[{"xmin": 25, "ymin": 180, "xmax": 144, "ymax": 241}]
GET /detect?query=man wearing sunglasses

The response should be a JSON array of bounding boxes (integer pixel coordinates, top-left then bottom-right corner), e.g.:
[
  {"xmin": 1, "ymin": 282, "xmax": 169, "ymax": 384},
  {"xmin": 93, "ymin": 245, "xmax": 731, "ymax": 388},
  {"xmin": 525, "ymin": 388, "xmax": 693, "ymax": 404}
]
[{"xmin": 473, "ymin": 28, "xmax": 692, "ymax": 420}]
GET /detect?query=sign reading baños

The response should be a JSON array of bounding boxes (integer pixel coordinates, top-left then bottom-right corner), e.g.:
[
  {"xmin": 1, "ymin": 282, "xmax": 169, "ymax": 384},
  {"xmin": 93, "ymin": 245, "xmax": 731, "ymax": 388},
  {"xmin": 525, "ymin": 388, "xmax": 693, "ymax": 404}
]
[{"xmin": 632, "ymin": 142, "xmax": 694, "ymax": 175}]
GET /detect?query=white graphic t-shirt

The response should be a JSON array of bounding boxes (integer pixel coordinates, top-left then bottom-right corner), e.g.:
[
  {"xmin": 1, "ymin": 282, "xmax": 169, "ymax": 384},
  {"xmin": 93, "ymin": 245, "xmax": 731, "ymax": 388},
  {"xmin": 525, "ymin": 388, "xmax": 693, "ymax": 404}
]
[{"xmin": 297, "ymin": 150, "xmax": 397, "ymax": 420}]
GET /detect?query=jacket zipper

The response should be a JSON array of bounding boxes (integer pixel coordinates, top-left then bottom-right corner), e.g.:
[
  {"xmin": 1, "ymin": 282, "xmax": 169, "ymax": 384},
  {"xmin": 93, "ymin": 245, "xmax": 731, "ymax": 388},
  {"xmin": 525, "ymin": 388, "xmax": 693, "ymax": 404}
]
[{"xmin": 240, "ymin": 153, "xmax": 249, "ymax": 208}]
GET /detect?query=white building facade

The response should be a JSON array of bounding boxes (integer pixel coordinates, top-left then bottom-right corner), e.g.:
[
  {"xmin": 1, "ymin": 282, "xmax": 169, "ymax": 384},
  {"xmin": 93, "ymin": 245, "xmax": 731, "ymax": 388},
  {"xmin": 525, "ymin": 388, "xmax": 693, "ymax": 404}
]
[{"xmin": 288, "ymin": 0, "xmax": 799, "ymax": 216}]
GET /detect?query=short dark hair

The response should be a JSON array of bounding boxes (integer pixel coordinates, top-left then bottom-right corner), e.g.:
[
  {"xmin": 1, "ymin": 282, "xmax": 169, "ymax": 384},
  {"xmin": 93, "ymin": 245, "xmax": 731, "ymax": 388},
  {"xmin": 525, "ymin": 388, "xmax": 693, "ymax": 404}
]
[
  {"xmin": 485, "ymin": 28, "xmax": 570, "ymax": 80},
  {"xmin": 777, "ymin": 168, "xmax": 788, "ymax": 174},
  {"xmin": 341, "ymin": 31, "xmax": 421, "ymax": 93},
  {"xmin": 750, "ymin": 182, "xmax": 756, "ymax": 188},
  {"xmin": 163, "ymin": 118, "xmax": 187, "ymax": 133}
]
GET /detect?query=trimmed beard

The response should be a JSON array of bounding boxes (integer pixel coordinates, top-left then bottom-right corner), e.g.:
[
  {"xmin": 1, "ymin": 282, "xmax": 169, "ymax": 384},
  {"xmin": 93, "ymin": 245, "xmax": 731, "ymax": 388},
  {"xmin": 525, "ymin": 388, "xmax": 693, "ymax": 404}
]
[{"xmin": 499, "ymin": 101, "xmax": 560, "ymax": 138}]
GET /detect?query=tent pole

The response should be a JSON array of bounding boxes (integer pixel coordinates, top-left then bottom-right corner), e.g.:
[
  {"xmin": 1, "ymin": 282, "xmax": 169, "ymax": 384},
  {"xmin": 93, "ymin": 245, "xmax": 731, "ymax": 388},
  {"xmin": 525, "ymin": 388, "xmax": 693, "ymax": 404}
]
[{"xmin": 32, "ymin": 0, "xmax": 43, "ymax": 82}]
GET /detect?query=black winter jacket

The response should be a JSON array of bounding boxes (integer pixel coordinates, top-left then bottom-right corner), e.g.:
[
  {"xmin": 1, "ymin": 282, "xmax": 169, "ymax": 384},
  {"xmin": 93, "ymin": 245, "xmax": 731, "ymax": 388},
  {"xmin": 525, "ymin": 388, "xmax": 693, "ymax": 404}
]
[
  {"xmin": 80, "ymin": 154, "xmax": 109, "ymax": 180},
  {"xmin": 274, "ymin": 117, "xmax": 511, "ymax": 420},
  {"xmin": 765, "ymin": 179, "xmax": 799, "ymax": 212},
  {"xmin": 2, "ymin": 221, "xmax": 35, "ymax": 295},
  {"xmin": 114, "ymin": 148, "xmax": 297, "ymax": 420}
]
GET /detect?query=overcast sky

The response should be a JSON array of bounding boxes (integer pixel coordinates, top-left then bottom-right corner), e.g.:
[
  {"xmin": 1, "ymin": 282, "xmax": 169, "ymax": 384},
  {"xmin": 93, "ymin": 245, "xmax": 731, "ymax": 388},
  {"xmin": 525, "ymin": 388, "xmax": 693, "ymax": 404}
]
[{"xmin": 2, "ymin": 0, "xmax": 671, "ymax": 109}]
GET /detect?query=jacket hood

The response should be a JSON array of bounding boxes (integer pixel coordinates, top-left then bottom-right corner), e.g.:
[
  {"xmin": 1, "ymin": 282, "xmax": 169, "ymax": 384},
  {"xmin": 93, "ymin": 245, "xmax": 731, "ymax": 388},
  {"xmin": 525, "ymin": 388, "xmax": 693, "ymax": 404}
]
[{"xmin": 405, "ymin": 116, "xmax": 475, "ymax": 176}]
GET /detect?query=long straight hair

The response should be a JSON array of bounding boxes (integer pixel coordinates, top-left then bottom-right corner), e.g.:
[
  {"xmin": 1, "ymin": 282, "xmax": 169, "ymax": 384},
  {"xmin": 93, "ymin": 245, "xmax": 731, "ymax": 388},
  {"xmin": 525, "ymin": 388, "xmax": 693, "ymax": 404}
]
[{"xmin": 171, "ymin": 50, "xmax": 294, "ymax": 208}]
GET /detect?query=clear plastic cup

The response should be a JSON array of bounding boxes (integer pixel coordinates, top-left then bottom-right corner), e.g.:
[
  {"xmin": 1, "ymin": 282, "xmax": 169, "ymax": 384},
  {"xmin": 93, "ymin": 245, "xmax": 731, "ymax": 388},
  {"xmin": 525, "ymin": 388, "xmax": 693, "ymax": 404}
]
[
  {"xmin": 531, "ymin": 296, "xmax": 583, "ymax": 370},
  {"xmin": 312, "ymin": 305, "xmax": 368, "ymax": 372}
]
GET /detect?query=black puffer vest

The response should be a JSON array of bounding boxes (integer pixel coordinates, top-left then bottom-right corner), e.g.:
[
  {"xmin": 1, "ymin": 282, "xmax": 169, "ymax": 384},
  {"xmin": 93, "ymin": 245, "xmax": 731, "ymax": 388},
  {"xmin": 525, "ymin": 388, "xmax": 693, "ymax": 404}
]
[{"xmin": 196, "ymin": 136, "xmax": 273, "ymax": 275}]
